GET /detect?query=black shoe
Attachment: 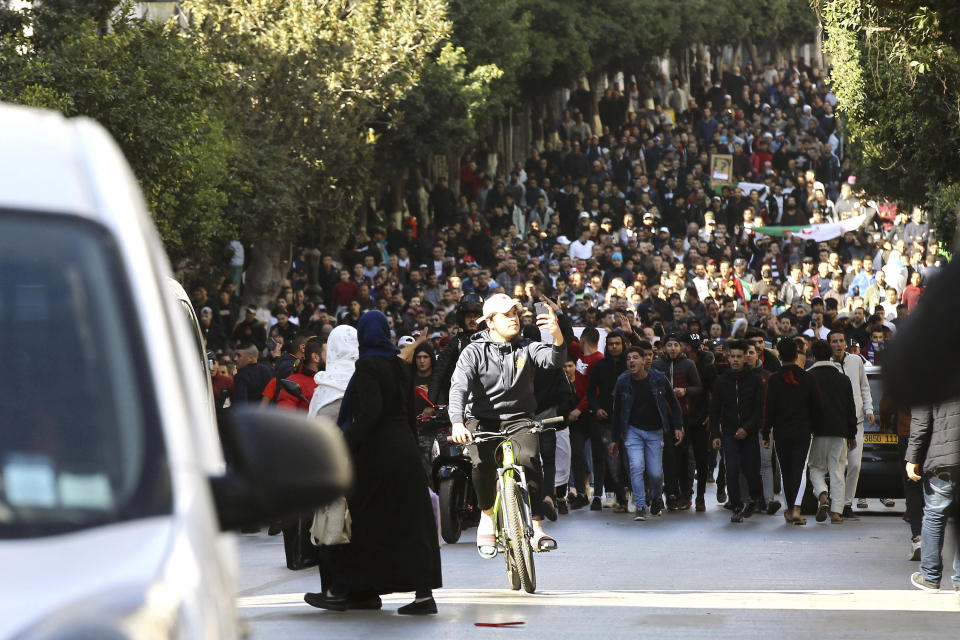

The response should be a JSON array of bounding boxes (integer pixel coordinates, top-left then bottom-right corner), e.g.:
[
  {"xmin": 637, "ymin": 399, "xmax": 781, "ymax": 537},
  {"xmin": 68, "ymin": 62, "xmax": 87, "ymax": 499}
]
[
  {"xmin": 766, "ymin": 500, "xmax": 782, "ymax": 515},
  {"xmin": 398, "ymin": 597, "xmax": 438, "ymax": 615},
  {"xmin": 741, "ymin": 500, "xmax": 757, "ymax": 519},
  {"xmin": 590, "ymin": 496, "xmax": 602, "ymax": 511},
  {"xmin": 556, "ymin": 497, "xmax": 569, "ymax": 515},
  {"xmin": 633, "ymin": 507, "xmax": 647, "ymax": 521},
  {"xmin": 816, "ymin": 492, "xmax": 830, "ymax": 522},
  {"xmin": 695, "ymin": 497, "xmax": 706, "ymax": 512},
  {"xmin": 570, "ymin": 494, "xmax": 589, "ymax": 510},
  {"xmin": 543, "ymin": 498, "xmax": 558, "ymax": 522},
  {"xmin": 304, "ymin": 592, "xmax": 348, "ymax": 612},
  {"xmin": 842, "ymin": 505, "xmax": 856, "ymax": 519},
  {"xmin": 666, "ymin": 495, "xmax": 679, "ymax": 511},
  {"xmin": 731, "ymin": 507, "xmax": 745, "ymax": 523},
  {"xmin": 347, "ymin": 595, "xmax": 383, "ymax": 610},
  {"xmin": 723, "ymin": 502, "xmax": 736, "ymax": 511},
  {"xmin": 267, "ymin": 521, "xmax": 283, "ymax": 536},
  {"xmin": 717, "ymin": 488, "xmax": 727, "ymax": 504},
  {"xmin": 650, "ymin": 498, "xmax": 664, "ymax": 516}
]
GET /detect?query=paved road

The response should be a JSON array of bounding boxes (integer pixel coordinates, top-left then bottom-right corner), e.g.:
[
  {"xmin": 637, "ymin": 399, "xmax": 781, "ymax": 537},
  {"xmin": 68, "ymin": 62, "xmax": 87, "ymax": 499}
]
[{"xmin": 237, "ymin": 497, "xmax": 959, "ymax": 638}]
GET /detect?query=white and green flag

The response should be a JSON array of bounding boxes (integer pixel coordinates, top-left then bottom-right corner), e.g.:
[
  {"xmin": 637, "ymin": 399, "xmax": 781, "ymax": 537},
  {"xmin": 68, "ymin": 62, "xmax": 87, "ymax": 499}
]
[{"xmin": 753, "ymin": 214, "xmax": 866, "ymax": 242}]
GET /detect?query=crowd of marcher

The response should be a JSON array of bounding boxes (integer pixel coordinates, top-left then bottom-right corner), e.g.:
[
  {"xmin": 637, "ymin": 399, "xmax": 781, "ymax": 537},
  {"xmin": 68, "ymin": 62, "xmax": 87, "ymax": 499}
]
[{"xmin": 194, "ymin": 57, "xmax": 958, "ymax": 606}]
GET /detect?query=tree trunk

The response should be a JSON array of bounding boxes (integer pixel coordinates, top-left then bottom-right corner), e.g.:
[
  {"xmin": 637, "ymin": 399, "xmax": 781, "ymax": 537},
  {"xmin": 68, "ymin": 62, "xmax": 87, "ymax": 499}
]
[
  {"xmin": 491, "ymin": 116, "xmax": 503, "ymax": 179},
  {"xmin": 746, "ymin": 39, "xmax": 759, "ymax": 69},
  {"xmin": 813, "ymin": 27, "xmax": 826, "ymax": 70},
  {"xmin": 244, "ymin": 238, "xmax": 288, "ymax": 311},
  {"xmin": 446, "ymin": 151, "xmax": 460, "ymax": 197},
  {"xmin": 587, "ymin": 70, "xmax": 604, "ymax": 132}
]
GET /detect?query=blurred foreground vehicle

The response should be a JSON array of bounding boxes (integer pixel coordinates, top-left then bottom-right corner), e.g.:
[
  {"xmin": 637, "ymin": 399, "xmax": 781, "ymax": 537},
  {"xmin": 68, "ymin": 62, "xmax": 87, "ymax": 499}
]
[{"xmin": 0, "ymin": 103, "xmax": 350, "ymax": 639}]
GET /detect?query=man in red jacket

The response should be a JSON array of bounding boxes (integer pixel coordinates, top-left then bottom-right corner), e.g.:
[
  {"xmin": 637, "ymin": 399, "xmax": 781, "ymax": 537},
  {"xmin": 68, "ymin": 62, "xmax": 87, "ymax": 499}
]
[
  {"xmin": 567, "ymin": 327, "xmax": 605, "ymax": 510},
  {"xmin": 261, "ymin": 339, "xmax": 322, "ymax": 410}
]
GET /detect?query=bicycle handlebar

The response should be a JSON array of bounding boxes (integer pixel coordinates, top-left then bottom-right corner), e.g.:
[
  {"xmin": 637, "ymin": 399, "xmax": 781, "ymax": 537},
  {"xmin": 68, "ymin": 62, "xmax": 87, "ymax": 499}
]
[{"xmin": 446, "ymin": 416, "xmax": 563, "ymax": 443}]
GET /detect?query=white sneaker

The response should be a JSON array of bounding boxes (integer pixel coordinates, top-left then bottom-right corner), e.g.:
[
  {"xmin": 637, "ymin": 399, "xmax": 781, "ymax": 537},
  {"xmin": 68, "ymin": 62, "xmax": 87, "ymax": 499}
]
[
  {"xmin": 910, "ymin": 536, "xmax": 921, "ymax": 561},
  {"xmin": 603, "ymin": 492, "xmax": 617, "ymax": 508},
  {"xmin": 626, "ymin": 492, "xmax": 637, "ymax": 514}
]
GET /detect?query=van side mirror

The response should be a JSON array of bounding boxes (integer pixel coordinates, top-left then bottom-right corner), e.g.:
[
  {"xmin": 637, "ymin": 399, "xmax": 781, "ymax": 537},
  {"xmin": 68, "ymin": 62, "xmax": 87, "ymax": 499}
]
[{"xmin": 209, "ymin": 407, "xmax": 351, "ymax": 531}]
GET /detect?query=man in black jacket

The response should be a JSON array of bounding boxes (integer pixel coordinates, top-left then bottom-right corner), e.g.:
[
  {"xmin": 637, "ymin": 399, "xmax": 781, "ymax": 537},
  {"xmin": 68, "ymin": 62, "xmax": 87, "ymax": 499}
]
[
  {"xmin": 425, "ymin": 294, "xmax": 483, "ymax": 412},
  {"xmin": 762, "ymin": 338, "xmax": 823, "ymax": 525},
  {"xmin": 681, "ymin": 333, "xmax": 717, "ymax": 512},
  {"xmin": 528, "ymin": 326, "xmax": 577, "ymax": 519},
  {"xmin": 807, "ymin": 340, "xmax": 858, "ymax": 524},
  {"xmin": 233, "ymin": 343, "xmax": 274, "ymax": 404},
  {"xmin": 906, "ymin": 396, "xmax": 960, "ymax": 592},
  {"xmin": 586, "ymin": 330, "xmax": 629, "ymax": 510},
  {"xmin": 652, "ymin": 334, "xmax": 704, "ymax": 511},
  {"xmin": 710, "ymin": 339, "xmax": 765, "ymax": 522}
]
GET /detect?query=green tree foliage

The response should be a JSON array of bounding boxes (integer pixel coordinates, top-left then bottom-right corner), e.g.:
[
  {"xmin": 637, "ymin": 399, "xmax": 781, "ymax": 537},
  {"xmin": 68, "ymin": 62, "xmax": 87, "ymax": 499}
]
[
  {"xmin": 584, "ymin": 0, "xmax": 680, "ymax": 79},
  {"xmin": 0, "ymin": 4, "xmax": 234, "ymax": 264},
  {"xmin": 378, "ymin": 44, "xmax": 502, "ymax": 167},
  {"xmin": 816, "ymin": 0, "xmax": 960, "ymax": 247},
  {"xmin": 515, "ymin": 0, "xmax": 593, "ymax": 98},
  {"xmin": 181, "ymin": 0, "xmax": 450, "ymax": 301},
  {"xmin": 185, "ymin": 0, "xmax": 449, "ymax": 235},
  {"xmin": 447, "ymin": 0, "xmax": 529, "ymax": 113}
]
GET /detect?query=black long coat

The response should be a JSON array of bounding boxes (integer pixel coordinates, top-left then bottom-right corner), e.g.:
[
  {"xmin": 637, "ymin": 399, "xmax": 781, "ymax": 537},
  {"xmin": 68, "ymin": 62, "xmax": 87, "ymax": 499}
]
[{"xmin": 329, "ymin": 356, "xmax": 442, "ymax": 595}]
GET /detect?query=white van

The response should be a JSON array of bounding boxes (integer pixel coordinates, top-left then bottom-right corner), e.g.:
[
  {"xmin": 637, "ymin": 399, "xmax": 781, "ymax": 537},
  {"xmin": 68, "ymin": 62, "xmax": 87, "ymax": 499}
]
[{"xmin": 0, "ymin": 103, "xmax": 350, "ymax": 638}]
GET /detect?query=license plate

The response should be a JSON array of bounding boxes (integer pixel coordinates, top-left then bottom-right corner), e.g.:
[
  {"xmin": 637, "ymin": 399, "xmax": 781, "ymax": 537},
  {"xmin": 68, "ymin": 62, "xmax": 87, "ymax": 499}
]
[{"xmin": 863, "ymin": 433, "xmax": 899, "ymax": 445}]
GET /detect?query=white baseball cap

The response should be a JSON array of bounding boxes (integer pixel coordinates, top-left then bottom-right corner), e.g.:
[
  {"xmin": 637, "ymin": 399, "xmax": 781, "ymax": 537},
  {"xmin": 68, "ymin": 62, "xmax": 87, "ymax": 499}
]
[
  {"xmin": 398, "ymin": 335, "xmax": 416, "ymax": 347},
  {"xmin": 480, "ymin": 293, "xmax": 523, "ymax": 323}
]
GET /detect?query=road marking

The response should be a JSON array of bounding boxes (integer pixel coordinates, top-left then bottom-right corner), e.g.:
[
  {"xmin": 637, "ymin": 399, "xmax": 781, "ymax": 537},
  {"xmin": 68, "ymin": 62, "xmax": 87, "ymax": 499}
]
[{"xmin": 239, "ymin": 588, "xmax": 960, "ymax": 612}]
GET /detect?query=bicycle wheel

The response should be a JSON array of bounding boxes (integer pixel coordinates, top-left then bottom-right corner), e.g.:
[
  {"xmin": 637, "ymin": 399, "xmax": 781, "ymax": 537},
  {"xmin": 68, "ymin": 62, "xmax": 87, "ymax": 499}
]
[
  {"xmin": 503, "ymin": 476, "xmax": 536, "ymax": 593},
  {"xmin": 497, "ymin": 489, "xmax": 521, "ymax": 590},
  {"xmin": 504, "ymin": 548, "xmax": 521, "ymax": 590}
]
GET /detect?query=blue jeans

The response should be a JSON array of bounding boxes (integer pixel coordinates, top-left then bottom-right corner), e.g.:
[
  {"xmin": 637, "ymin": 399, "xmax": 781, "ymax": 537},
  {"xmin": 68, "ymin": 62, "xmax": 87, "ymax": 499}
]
[
  {"xmin": 920, "ymin": 473, "xmax": 959, "ymax": 588},
  {"xmin": 624, "ymin": 426, "xmax": 663, "ymax": 509}
]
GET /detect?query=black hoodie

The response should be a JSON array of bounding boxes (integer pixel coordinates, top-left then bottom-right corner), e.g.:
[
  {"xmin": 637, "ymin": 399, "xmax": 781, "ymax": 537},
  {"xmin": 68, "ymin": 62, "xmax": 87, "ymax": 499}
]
[
  {"xmin": 586, "ymin": 342, "xmax": 627, "ymax": 416},
  {"xmin": 709, "ymin": 367, "xmax": 765, "ymax": 439},
  {"xmin": 761, "ymin": 363, "xmax": 823, "ymax": 441}
]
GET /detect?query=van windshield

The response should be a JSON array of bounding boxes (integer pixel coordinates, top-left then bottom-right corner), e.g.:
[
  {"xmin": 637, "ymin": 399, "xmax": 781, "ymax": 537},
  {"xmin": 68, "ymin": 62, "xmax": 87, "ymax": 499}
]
[{"xmin": 0, "ymin": 213, "xmax": 171, "ymax": 538}]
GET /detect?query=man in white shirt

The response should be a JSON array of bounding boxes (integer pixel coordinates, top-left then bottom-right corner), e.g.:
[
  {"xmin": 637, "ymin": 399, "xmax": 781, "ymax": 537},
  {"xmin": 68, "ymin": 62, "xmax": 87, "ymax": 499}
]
[
  {"xmin": 568, "ymin": 226, "xmax": 595, "ymax": 261},
  {"xmin": 828, "ymin": 330, "xmax": 875, "ymax": 518},
  {"xmin": 803, "ymin": 311, "xmax": 830, "ymax": 340}
]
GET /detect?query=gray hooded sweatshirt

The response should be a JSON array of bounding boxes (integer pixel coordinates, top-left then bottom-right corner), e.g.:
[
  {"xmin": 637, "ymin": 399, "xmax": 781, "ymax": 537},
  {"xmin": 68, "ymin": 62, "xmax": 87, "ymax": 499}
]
[{"xmin": 448, "ymin": 328, "xmax": 564, "ymax": 426}]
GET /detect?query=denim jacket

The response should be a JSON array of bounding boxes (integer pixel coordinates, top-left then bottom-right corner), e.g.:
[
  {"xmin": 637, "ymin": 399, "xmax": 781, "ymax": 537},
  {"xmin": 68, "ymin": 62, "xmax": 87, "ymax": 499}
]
[{"xmin": 611, "ymin": 368, "xmax": 682, "ymax": 440}]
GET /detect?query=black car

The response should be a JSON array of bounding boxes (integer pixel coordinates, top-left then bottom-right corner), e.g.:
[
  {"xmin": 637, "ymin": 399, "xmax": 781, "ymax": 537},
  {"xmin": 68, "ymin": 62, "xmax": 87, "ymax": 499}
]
[{"xmin": 856, "ymin": 364, "xmax": 904, "ymax": 499}]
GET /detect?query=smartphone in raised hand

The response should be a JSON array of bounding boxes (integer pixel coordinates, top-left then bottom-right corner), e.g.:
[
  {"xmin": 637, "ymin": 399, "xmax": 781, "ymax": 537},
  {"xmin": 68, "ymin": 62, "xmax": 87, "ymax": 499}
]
[{"xmin": 535, "ymin": 301, "xmax": 550, "ymax": 317}]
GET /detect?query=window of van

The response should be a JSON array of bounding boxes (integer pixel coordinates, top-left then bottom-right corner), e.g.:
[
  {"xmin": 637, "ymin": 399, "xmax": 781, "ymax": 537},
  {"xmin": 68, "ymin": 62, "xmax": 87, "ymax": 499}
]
[{"xmin": 0, "ymin": 212, "xmax": 172, "ymax": 538}]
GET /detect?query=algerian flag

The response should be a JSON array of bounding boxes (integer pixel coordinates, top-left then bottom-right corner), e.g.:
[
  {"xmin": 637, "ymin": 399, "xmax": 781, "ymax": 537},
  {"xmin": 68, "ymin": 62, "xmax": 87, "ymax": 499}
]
[{"xmin": 754, "ymin": 214, "xmax": 866, "ymax": 242}]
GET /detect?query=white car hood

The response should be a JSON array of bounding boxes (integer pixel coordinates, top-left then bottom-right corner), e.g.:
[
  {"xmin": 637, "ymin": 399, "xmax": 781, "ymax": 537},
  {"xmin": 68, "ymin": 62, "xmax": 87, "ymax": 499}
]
[{"xmin": 0, "ymin": 516, "xmax": 173, "ymax": 638}]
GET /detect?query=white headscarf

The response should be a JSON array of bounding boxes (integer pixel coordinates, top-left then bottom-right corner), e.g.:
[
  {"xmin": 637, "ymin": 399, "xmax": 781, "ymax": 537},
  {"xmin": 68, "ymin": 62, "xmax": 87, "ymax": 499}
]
[{"xmin": 308, "ymin": 325, "xmax": 359, "ymax": 417}]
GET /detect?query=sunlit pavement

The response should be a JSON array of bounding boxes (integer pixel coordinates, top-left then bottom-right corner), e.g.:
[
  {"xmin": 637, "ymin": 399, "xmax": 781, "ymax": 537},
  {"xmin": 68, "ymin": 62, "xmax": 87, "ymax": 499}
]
[{"xmin": 237, "ymin": 497, "xmax": 959, "ymax": 638}]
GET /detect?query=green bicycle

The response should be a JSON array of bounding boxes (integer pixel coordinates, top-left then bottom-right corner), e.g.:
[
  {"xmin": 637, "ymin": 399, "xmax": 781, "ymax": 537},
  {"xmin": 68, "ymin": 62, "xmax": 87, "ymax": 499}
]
[{"xmin": 467, "ymin": 416, "xmax": 563, "ymax": 593}]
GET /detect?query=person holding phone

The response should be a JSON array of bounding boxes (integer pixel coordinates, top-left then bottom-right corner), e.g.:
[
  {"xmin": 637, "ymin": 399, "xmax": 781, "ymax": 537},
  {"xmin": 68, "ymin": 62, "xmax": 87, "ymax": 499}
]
[{"xmin": 448, "ymin": 293, "xmax": 565, "ymax": 556}]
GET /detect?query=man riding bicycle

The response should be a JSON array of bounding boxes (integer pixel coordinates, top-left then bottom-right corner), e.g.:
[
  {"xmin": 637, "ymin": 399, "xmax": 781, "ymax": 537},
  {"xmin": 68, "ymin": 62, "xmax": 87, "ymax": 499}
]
[{"xmin": 449, "ymin": 293, "xmax": 564, "ymax": 556}]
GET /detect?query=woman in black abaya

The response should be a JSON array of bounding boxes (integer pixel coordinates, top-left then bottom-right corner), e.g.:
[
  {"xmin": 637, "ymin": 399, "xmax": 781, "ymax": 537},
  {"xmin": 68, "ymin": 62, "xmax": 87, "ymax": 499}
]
[{"xmin": 304, "ymin": 311, "xmax": 442, "ymax": 615}]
